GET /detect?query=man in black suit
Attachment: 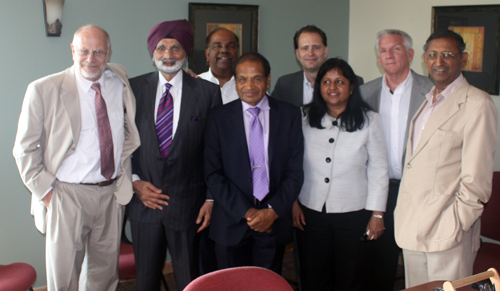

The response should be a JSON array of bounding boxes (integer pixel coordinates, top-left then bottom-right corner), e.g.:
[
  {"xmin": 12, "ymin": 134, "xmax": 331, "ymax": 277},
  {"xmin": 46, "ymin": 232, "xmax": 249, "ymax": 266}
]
[
  {"xmin": 126, "ymin": 20, "xmax": 222, "ymax": 291},
  {"xmin": 204, "ymin": 52, "xmax": 304, "ymax": 273},
  {"xmin": 272, "ymin": 25, "xmax": 363, "ymax": 107}
]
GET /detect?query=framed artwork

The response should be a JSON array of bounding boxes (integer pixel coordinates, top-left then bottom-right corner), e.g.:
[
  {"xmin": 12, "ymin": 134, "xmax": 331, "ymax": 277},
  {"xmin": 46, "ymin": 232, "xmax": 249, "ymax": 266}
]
[
  {"xmin": 188, "ymin": 3, "xmax": 259, "ymax": 74},
  {"xmin": 432, "ymin": 5, "xmax": 500, "ymax": 95}
]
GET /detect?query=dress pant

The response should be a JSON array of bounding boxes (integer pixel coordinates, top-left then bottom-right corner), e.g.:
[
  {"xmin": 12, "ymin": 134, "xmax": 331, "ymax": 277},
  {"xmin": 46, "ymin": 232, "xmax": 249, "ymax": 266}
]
[
  {"xmin": 295, "ymin": 204, "xmax": 371, "ymax": 291},
  {"xmin": 130, "ymin": 219, "xmax": 199, "ymax": 291},
  {"xmin": 403, "ymin": 227, "xmax": 476, "ymax": 288},
  {"xmin": 215, "ymin": 230, "xmax": 285, "ymax": 275},
  {"xmin": 46, "ymin": 180, "xmax": 123, "ymax": 291},
  {"xmin": 364, "ymin": 179, "xmax": 401, "ymax": 291},
  {"xmin": 199, "ymin": 226, "xmax": 218, "ymax": 275}
]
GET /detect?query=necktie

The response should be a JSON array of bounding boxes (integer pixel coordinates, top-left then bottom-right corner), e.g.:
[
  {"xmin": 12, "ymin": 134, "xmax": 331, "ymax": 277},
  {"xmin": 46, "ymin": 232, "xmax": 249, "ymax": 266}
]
[
  {"xmin": 248, "ymin": 107, "xmax": 269, "ymax": 201},
  {"xmin": 92, "ymin": 82, "xmax": 115, "ymax": 181},
  {"xmin": 156, "ymin": 83, "xmax": 174, "ymax": 160}
]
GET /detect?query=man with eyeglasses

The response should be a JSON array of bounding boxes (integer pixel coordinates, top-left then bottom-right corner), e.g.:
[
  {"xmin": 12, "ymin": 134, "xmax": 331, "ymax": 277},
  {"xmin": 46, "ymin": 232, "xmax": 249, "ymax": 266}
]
[
  {"xmin": 394, "ymin": 30, "xmax": 498, "ymax": 287},
  {"xmin": 198, "ymin": 28, "xmax": 240, "ymax": 104},
  {"xmin": 125, "ymin": 19, "xmax": 222, "ymax": 291},
  {"xmin": 13, "ymin": 25, "xmax": 140, "ymax": 291},
  {"xmin": 359, "ymin": 29, "xmax": 433, "ymax": 291}
]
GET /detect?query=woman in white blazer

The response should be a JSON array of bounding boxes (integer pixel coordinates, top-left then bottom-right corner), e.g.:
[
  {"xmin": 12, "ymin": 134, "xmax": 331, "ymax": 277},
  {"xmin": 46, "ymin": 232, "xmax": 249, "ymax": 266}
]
[{"xmin": 293, "ymin": 58, "xmax": 389, "ymax": 290}]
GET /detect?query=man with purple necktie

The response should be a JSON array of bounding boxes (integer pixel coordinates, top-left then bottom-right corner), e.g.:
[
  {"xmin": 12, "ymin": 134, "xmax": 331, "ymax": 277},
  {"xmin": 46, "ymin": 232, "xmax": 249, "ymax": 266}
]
[
  {"xmin": 204, "ymin": 52, "xmax": 304, "ymax": 273},
  {"xmin": 126, "ymin": 20, "xmax": 222, "ymax": 291}
]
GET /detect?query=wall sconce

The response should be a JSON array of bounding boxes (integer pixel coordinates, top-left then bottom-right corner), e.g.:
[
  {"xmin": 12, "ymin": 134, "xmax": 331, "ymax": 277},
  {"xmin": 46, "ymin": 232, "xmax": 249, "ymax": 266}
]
[{"xmin": 43, "ymin": 0, "xmax": 65, "ymax": 37}]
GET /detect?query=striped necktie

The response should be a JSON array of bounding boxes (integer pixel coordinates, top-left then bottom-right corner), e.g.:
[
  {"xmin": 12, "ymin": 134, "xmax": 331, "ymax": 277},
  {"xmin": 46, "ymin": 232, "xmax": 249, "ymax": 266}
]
[{"xmin": 156, "ymin": 83, "xmax": 174, "ymax": 160}]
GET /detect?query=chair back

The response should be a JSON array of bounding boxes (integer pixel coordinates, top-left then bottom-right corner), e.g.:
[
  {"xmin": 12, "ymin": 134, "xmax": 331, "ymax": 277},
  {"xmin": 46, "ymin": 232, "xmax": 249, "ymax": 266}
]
[
  {"xmin": 443, "ymin": 268, "xmax": 500, "ymax": 291},
  {"xmin": 183, "ymin": 266, "xmax": 293, "ymax": 291},
  {"xmin": 481, "ymin": 172, "xmax": 500, "ymax": 240}
]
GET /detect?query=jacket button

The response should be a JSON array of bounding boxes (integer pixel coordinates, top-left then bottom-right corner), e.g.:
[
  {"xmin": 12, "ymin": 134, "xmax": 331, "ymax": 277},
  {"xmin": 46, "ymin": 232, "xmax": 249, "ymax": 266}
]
[
  {"xmin": 406, "ymin": 163, "xmax": 411, "ymax": 169},
  {"xmin": 324, "ymin": 177, "xmax": 330, "ymax": 183},
  {"xmin": 329, "ymin": 138, "xmax": 334, "ymax": 143},
  {"xmin": 326, "ymin": 157, "xmax": 331, "ymax": 163}
]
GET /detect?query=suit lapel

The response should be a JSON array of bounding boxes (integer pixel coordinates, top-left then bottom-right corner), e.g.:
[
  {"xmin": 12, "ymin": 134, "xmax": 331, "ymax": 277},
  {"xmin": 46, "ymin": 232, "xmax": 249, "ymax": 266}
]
[
  {"xmin": 231, "ymin": 101, "xmax": 252, "ymax": 176},
  {"xmin": 408, "ymin": 80, "xmax": 468, "ymax": 161},
  {"xmin": 60, "ymin": 66, "xmax": 82, "ymax": 146},
  {"xmin": 268, "ymin": 97, "xmax": 280, "ymax": 166}
]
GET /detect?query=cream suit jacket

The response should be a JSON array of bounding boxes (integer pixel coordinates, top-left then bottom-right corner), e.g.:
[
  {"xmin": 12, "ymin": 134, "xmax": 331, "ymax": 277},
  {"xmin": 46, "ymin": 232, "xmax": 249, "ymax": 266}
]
[
  {"xmin": 394, "ymin": 79, "xmax": 497, "ymax": 253},
  {"xmin": 13, "ymin": 63, "xmax": 140, "ymax": 233}
]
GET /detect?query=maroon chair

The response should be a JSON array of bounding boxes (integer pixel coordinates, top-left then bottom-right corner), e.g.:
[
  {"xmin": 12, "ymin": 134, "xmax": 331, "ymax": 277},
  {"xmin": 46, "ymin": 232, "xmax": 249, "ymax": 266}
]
[
  {"xmin": 0, "ymin": 262, "xmax": 36, "ymax": 291},
  {"xmin": 183, "ymin": 266, "xmax": 293, "ymax": 291},
  {"xmin": 473, "ymin": 172, "xmax": 500, "ymax": 273}
]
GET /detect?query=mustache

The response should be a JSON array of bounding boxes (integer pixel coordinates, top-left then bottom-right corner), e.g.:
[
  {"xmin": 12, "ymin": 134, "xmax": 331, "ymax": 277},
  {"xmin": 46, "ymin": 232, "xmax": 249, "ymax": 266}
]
[{"xmin": 161, "ymin": 58, "xmax": 178, "ymax": 63}]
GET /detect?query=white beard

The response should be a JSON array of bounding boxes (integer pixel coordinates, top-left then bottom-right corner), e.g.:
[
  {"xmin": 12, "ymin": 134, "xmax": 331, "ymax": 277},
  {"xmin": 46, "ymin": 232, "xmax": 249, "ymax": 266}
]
[{"xmin": 155, "ymin": 56, "xmax": 186, "ymax": 75}]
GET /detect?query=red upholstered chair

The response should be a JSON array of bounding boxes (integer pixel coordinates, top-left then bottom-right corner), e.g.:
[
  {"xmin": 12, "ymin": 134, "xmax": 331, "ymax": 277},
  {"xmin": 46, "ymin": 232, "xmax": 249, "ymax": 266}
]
[
  {"xmin": 473, "ymin": 172, "xmax": 500, "ymax": 273},
  {"xmin": 0, "ymin": 262, "xmax": 36, "ymax": 291},
  {"xmin": 183, "ymin": 266, "xmax": 294, "ymax": 291}
]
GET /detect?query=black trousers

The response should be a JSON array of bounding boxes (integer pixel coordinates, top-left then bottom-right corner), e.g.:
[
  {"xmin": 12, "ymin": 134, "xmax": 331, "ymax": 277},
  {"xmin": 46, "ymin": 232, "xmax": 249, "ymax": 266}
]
[
  {"xmin": 296, "ymin": 205, "xmax": 371, "ymax": 291},
  {"xmin": 215, "ymin": 230, "xmax": 286, "ymax": 275},
  {"xmin": 130, "ymin": 219, "xmax": 200, "ymax": 291},
  {"xmin": 364, "ymin": 179, "xmax": 402, "ymax": 291}
]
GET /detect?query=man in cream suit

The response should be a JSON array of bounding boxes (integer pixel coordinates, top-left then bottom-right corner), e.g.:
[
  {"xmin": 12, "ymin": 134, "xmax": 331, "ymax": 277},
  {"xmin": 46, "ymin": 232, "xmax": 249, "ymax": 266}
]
[
  {"xmin": 360, "ymin": 29, "xmax": 433, "ymax": 291},
  {"xmin": 394, "ymin": 30, "xmax": 497, "ymax": 287},
  {"xmin": 13, "ymin": 25, "xmax": 140, "ymax": 291}
]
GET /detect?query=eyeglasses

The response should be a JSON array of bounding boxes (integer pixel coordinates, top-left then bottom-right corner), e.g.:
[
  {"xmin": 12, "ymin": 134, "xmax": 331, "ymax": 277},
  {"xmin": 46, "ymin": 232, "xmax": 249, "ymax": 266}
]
[
  {"xmin": 155, "ymin": 45, "xmax": 183, "ymax": 54},
  {"xmin": 75, "ymin": 48, "xmax": 108, "ymax": 59},
  {"xmin": 426, "ymin": 51, "xmax": 457, "ymax": 60}
]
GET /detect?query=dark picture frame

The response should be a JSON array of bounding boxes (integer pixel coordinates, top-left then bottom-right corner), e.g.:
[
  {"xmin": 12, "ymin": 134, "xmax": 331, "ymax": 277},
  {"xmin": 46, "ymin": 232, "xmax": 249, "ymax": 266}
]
[
  {"xmin": 432, "ymin": 5, "xmax": 500, "ymax": 95},
  {"xmin": 188, "ymin": 3, "xmax": 259, "ymax": 74}
]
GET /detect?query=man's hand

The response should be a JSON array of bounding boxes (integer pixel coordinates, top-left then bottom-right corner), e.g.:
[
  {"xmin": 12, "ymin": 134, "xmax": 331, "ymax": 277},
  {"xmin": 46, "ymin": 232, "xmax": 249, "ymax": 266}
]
[
  {"xmin": 246, "ymin": 208, "xmax": 278, "ymax": 233},
  {"xmin": 183, "ymin": 68, "xmax": 200, "ymax": 78},
  {"xmin": 133, "ymin": 180, "xmax": 170, "ymax": 210},
  {"xmin": 42, "ymin": 190, "xmax": 53, "ymax": 208},
  {"xmin": 196, "ymin": 200, "xmax": 213, "ymax": 233},
  {"xmin": 292, "ymin": 199, "xmax": 306, "ymax": 231},
  {"xmin": 365, "ymin": 211, "xmax": 385, "ymax": 240}
]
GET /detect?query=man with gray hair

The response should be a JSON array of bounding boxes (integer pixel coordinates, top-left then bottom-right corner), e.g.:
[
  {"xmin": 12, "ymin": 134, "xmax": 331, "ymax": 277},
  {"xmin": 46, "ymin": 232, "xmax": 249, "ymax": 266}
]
[
  {"xmin": 13, "ymin": 25, "xmax": 140, "ymax": 290},
  {"xmin": 360, "ymin": 29, "xmax": 433, "ymax": 291}
]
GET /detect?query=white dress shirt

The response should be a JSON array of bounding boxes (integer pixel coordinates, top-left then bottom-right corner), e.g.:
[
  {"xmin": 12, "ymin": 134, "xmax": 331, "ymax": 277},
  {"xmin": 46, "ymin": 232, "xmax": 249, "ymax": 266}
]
[
  {"xmin": 55, "ymin": 68, "xmax": 124, "ymax": 184},
  {"xmin": 199, "ymin": 68, "xmax": 238, "ymax": 104},
  {"xmin": 379, "ymin": 71, "xmax": 413, "ymax": 179},
  {"xmin": 302, "ymin": 72, "xmax": 314, "ymax": 105}
]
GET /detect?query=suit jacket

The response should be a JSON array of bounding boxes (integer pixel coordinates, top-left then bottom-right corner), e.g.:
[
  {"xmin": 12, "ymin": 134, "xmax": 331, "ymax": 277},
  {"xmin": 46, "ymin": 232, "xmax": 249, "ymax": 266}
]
[
  {"xmin": 126, "ymin": 71, "xmax": 222, "ymax": 231},
  {"xmin": 204, "ymin": 96, "xmax": 304, "ymax": 246},
  {"xmin": 272, "ymin": 70, "xmax": 364, "ymax": 107},
  {"xmin": 360, "ymin": 70, "xmax": 433, "ymax": 165},
  {"xmin": 13, "ymin": 64, "xmax": 141, "ymax": 233},
  {"xmin": 394, "ymin": 79, "xmax": 498, "ymax": 253}
]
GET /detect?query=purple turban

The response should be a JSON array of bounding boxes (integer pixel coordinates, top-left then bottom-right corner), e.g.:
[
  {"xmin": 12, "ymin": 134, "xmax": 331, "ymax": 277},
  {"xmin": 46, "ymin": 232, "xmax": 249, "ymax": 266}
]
[{"xmin": 147, "ymin": 19, "xmax": 194, "ymax": 55}]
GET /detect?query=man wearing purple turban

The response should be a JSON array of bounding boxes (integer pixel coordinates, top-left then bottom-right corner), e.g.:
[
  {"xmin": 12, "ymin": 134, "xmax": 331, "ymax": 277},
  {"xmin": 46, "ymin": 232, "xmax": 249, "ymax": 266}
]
[{"xmin": 125, "ymin": 19, "xmax": 222, "ymax": 291}]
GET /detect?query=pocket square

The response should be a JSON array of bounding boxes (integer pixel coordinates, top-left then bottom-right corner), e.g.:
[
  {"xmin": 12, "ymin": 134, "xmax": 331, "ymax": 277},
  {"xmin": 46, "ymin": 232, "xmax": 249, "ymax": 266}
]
[{"xmin": 191, "ymin": 116, "xmax": 201, "ymax": 121}]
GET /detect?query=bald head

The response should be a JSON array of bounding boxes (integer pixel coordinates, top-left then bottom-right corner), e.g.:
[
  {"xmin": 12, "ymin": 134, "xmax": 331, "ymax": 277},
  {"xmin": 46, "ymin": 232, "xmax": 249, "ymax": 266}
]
[{"xmin": 71, "ymin": 25, "xmax": 111, "ymax": 81}]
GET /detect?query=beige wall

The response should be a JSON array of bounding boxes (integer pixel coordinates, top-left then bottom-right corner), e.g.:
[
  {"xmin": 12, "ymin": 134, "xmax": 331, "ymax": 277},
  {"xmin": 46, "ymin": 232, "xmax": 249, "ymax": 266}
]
[{"xmin": 348, "ymin": 0, "xmax": 500, "ymax": 170}]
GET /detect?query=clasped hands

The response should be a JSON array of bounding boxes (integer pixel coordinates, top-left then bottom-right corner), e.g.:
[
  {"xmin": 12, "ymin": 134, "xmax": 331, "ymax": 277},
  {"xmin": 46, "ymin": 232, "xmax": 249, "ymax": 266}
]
[
  {"xmin": 133, "ymin": 180, "xmax": 213, "ymax": 233},
  {"xmin": 244, "ymin": 207, "xmax": 278, "ymax": 233}
]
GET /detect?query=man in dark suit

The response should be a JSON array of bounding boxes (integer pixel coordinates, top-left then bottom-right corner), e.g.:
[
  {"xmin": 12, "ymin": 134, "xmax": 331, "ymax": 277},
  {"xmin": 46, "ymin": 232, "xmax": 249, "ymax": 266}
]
[
  {"xmin": 204, "ymin": 52, "xmax": 304, "ymax": 273},
  {"xmin": 359, "ymin": 29, "xmax": 433, "ymax": 291},
  {"xmin": 126, "ymin": 20, "xmax": 222, "ymax": 291},
  {"xmin": 272, "ymin": 25, "xmax": 363, "ymax": 107}
]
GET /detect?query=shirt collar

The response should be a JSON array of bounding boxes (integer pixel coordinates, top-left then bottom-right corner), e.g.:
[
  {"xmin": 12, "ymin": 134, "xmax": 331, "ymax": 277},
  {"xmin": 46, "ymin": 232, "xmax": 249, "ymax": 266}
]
[
  {"xmin": 158, "ymin": 70, "xmax": 183, "ymax": 90},
  {"xmin": 303, "ymin": 71, "xmax": 313, "ymax": 89},
  {"xmin": 241, "ymin": 94, "xmax": 270, "ymax": 112},
  {"xmin": 207, "ymin": 67, "xmax": 235, "ymax": 86},
  {"xmin": 381, "ymin": 69, "xmax": 412, "ymax": 94},
  {"xmin": 426, "ymin": 73, "xmax": 464, "ymax": 103}
]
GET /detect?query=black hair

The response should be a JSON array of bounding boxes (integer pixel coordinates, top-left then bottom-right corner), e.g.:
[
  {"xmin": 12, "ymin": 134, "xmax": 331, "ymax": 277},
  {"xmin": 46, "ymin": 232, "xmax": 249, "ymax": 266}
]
[{"xmin": 303, "ymin": 58, "xmax": 371, "ymax": 132}]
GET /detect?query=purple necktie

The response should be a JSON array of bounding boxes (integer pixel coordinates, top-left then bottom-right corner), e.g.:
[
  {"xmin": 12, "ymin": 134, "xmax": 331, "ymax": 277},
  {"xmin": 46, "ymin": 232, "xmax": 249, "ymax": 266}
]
[
  {"xmin": 92, "ymin": 82, "xmax": 115, "ymax": 181},
  {"xmin": 156, "ymin": 83, "xmax": 174, "ymax": 160},
  {"xmin": 248, "ymin": 107, "xmax": 269, "ymax": 201}
]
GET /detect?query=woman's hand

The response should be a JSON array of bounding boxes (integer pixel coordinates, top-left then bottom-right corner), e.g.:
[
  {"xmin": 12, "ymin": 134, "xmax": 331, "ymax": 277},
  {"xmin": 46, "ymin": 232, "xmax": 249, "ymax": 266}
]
[
  {"xmin": 292, "ymin": 200, "xmax": 306, "ymax": 231},
  {"xmin": 365, "ymin": 211, "xmax": 384, "ymax": 240}
]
